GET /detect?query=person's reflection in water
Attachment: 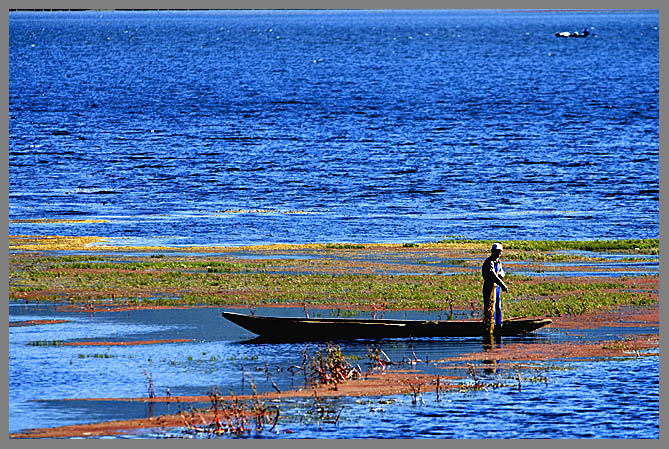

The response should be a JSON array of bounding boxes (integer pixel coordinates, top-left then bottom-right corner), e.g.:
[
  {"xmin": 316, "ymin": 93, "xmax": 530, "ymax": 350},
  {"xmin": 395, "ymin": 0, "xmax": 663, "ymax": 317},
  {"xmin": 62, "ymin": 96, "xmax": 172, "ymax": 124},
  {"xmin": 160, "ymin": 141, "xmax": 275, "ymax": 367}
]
[{"xmin": 482, "ymin": 334, "xmax": 502, "ymax": 374}]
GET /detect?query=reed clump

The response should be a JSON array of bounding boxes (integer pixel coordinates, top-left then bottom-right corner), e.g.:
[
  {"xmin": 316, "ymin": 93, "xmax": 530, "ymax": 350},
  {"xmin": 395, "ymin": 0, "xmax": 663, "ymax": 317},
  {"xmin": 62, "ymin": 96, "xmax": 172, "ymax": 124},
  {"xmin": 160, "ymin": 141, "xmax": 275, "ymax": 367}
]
[
  {"xmin": 308, "ymin": 343, "xmax": 361, "ymax": 390},
  {"xmin": 179, "ymin": 386, "xmax": 279, "ymax": 437}
]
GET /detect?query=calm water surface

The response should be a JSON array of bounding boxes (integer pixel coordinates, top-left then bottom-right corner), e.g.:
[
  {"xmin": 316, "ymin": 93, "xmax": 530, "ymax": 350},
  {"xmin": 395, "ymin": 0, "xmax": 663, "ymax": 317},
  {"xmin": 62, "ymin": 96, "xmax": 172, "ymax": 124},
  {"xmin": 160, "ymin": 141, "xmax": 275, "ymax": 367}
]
[
  {"xmin": 8, "ymin": 10, "xmax": 659, "ymax": 245},
  {"xmin": 8, "ymin": 303, "xmax": 659, "ymax": 438}
]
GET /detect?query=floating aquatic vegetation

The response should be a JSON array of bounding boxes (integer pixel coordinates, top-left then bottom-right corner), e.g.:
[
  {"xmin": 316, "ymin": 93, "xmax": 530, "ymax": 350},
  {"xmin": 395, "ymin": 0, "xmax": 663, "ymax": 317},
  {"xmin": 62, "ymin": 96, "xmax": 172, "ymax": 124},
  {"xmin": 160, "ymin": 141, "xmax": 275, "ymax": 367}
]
[
  {"xmin": 219, "ymin": 209, "xmax": 278, "ymax": 214},
  {"xmin": 11, "ymin": 218, "xmax": 110, "ymax": 224},
  {"xmin": 9, "ymin": 319, "xmax": 70, "ymax": 327},
  {"xmin": 9, "ymin": 235, "xmax": 112, "ymax": 251},
  {"xmin": 76, "ymin": 353, "xmax": 117, "ymax": 359},
  {"xmin": 28, "ymin": 340, "xmax": 65, "ymax": 346},
  {"xmin": 217, "ymin": 209, "xmax": 312, "ymax": 215}
]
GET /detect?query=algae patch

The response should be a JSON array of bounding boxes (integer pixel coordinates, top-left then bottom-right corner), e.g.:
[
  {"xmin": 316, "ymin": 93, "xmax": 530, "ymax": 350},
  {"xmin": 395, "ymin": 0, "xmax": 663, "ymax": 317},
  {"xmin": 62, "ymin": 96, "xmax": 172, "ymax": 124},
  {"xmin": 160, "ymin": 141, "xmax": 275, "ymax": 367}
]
[
  {"xmin": 11, "ymin": 219, "xmax": 110, "ymax": 224},
  {"xmin": 9, "ymin": 235, "xmax": 112, "ymax": 251}
]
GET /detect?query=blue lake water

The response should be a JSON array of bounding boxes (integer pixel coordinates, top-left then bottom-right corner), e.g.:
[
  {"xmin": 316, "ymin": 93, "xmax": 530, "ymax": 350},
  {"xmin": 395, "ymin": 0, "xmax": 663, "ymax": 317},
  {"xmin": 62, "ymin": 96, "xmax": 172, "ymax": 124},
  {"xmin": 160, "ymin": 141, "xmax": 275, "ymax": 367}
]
[
  {"xmin": 8, "ymin": 9, "xmax": 659, "ymax": 246},
  {"xmin": 8, "ymin": 303, "xmax": 659, "ymax": 438},
  {"xmin": 7, "ymin": 9, "xmax": 660, "ymax": 439}
]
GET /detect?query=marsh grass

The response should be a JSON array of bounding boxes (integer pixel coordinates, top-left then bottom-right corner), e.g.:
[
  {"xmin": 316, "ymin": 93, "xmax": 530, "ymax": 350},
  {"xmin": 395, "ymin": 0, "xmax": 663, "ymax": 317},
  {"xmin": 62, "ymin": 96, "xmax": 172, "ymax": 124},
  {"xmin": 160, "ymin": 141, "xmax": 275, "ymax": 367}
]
[
  {"xmin": 325, "ymin": 243, "xmax": 366, "ymax": 249},
  {"xmin": 437, "ymin": 238, "xmax": 658, "ymax": 254},
  {"xmin": 48, "ymin": 260, "xmax": 278, "ymax": 272},
  {"xmin": 8, "ymin": 240, "xmax": 658, "ymax": 318}
]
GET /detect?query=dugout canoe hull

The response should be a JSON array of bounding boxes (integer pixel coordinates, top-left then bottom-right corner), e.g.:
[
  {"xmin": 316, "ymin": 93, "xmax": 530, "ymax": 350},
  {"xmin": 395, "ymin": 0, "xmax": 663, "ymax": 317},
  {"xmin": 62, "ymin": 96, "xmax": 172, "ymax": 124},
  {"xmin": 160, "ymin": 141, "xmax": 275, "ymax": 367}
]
[{"xmin": 221, "ymin": 311, "xmax": 552, "ymax": 342}]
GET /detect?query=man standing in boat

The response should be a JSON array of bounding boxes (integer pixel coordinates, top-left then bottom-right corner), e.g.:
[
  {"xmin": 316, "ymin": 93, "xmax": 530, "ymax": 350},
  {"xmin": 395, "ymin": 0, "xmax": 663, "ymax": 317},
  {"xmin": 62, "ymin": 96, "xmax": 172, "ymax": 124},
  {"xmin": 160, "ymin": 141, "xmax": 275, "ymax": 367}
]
[{"xmin": 482, "ymin": 242, "xmax": 508, "ymax": 334}]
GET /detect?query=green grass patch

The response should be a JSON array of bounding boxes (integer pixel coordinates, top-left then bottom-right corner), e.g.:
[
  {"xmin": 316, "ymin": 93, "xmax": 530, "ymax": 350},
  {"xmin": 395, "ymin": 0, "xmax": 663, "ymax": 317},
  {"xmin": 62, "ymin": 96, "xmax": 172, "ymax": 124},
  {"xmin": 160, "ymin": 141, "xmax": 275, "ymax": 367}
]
[
  {"xmin": 438, "ymin": 238, "xmax": 658, "ymax": 253},
  {"xmin": 325, "ymin": 243, "xmax": 366, "ymax": 249},
  {"xmin": 8, "ymin": 247, "xmax": 658, "ymax": 319},
  {"xmin": 50, "ymin": 260, "xmax": 274, "ymax": 272},
  {"xmin": 504, "ymin": 290, "xmax": 656, "ymax": 318}
]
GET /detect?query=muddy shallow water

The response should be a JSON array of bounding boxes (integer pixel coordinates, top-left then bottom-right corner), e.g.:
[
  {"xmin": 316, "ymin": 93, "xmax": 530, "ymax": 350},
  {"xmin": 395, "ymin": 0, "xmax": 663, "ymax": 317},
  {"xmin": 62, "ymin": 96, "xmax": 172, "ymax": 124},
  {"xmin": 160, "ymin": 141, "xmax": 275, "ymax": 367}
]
[{"xmin": 8, "ymin": 302, "xmax": 659, "ymax": 438}]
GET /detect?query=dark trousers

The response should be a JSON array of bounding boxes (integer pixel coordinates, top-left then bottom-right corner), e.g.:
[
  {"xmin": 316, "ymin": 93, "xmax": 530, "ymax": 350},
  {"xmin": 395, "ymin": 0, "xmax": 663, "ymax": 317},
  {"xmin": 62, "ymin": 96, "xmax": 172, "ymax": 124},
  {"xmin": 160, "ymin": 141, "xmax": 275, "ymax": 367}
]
[{"xmin": 482, "ymin": 284, "xmax": 496, "ymax": 334}]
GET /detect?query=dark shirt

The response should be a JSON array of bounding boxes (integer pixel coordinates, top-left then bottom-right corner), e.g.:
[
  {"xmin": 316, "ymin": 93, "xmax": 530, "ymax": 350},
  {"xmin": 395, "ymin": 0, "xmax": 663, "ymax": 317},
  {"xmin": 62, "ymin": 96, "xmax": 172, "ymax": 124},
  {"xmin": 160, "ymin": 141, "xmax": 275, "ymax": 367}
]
[{"xmin": 482, "ymin": 255, "xmax": 506, "ymax": 291}]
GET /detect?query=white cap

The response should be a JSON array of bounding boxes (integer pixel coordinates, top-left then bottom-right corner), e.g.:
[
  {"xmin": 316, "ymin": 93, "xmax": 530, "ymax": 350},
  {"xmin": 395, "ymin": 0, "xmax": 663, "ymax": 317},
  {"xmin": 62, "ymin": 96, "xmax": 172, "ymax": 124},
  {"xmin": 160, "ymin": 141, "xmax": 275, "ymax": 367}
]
[{"xmin": 491, "ymin": 243, "xmax": 503, "ymax": 251}]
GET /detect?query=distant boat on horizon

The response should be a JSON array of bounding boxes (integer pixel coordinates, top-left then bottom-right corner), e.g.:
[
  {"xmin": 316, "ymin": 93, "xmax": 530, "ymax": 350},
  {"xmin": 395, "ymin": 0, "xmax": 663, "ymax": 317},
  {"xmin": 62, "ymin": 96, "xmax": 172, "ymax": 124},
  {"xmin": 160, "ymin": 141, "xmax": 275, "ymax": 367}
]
[{"xmin": 555, "ymin": 28, "xmax": 591, "ymax": 38}]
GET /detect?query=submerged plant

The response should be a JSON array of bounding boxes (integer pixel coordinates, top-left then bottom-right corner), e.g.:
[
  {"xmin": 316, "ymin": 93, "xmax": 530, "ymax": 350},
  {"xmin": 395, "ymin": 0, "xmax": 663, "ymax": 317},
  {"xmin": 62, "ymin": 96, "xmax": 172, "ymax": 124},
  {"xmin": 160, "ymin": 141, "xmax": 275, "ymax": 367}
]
[
  {"xmin": 304, "ymin": 391, "xmax": 344, "ymax": 428},
  {"xmin": 178, "ymin": 386, "xmax": 279, "ymax": 437},
  {"xmin": 309, "ymin": 343, "xmax": 361, "ymax": 389},
  {"xmin": 408, "ymin": 382, "xmax": 424, "ymax": 405},
  {"xmin": 142, "ymin": 370, "xmax": 155, "ymax": 399},
  {"xmin": 366, "ymin": 345, "xmax": 393, "ymax": 371},
  {"xmin": 458, "ymin": 363, "xmax": 506, "ymax": 393}
]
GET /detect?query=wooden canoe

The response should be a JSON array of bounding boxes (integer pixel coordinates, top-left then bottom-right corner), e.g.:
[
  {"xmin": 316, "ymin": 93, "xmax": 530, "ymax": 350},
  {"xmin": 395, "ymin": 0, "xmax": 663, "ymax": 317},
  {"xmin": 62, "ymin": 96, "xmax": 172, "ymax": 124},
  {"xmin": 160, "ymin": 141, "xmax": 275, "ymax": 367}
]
[{"xmin": 221, "ymin": 311, "xmax": 552, "ymax": 342}]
